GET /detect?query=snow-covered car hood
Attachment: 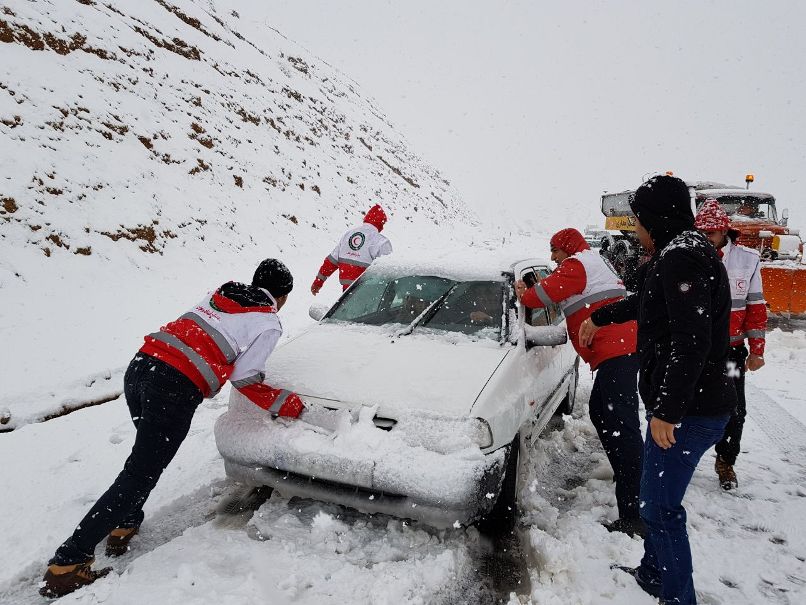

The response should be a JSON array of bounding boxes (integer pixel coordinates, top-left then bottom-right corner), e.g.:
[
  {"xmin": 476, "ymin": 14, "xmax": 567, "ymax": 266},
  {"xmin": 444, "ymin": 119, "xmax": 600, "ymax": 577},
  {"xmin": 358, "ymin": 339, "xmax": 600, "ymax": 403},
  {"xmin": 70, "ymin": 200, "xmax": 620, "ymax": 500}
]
[{"xmin": 265, "ymin": 323, "xmax": 509, "ymax": 417}]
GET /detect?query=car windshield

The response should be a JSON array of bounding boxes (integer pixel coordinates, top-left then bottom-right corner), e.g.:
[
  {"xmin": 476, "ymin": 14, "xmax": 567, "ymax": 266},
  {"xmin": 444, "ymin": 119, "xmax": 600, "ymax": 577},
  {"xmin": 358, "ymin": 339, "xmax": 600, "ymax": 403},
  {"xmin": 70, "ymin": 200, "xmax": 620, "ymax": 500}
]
[
  {"xmin": 325, "ymin": 275, "xmax": 503, "ymax": 340},
  {"xmin": 700, "ymin": 195, "xmax": 777, "ymax": 222},
  {"xmin": 419, "ymin": 281, "xmax": 503, "ymax": 338}
]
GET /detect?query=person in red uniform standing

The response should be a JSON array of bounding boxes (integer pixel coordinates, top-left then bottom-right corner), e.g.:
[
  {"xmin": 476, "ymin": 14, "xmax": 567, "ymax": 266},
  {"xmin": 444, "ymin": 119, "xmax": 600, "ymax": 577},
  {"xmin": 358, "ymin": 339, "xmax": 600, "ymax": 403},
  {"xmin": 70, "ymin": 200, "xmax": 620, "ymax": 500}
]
[
  {"xmin": 515, "ymin": 228, "xmax": 643, "ymax": 536},
  {"xmin": 695, "ymin": 199, "xmax": 767, "ymax": 490},
  {"xmin": 40, "ymin": 259, "xmax": 304, "ymax": 598},
  {"xmin": 311, "ymin": 204, "xmax": 393, "ymax": 294}
]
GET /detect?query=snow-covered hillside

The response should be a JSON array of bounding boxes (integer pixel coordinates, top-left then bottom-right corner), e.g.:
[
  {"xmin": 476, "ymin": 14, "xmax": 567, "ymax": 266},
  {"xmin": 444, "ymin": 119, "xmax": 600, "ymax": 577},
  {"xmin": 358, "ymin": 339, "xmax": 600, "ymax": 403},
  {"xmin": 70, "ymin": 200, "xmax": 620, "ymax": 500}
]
[
  {"xmin": 0, "ymin": 0, "xmax": 472, "ymax": 257},
  {"xmin": 0, "ymin": 0, "xmax": 481, "ymax": 419}
]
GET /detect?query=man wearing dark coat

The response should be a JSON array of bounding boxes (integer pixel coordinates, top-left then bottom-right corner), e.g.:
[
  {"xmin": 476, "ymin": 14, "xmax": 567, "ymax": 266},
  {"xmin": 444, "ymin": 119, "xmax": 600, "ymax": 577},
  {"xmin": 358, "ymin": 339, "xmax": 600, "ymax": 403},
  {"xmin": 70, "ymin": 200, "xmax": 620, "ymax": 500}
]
[{"xmin": 579, "ymin": 175, "xmax": 737, "ymax": 605}]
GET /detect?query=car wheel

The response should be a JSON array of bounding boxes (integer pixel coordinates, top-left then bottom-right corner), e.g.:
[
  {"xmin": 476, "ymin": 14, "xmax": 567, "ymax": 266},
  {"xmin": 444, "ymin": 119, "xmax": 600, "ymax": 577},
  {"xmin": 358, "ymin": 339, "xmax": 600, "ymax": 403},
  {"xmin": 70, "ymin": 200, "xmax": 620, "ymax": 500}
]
[
  {"xmin": 555, "ymin": 357, "xmax": 580, "ymax": 417},
  {"xmin": 477, "ymin": 435, "xmax": 521, "ymax": 535}
]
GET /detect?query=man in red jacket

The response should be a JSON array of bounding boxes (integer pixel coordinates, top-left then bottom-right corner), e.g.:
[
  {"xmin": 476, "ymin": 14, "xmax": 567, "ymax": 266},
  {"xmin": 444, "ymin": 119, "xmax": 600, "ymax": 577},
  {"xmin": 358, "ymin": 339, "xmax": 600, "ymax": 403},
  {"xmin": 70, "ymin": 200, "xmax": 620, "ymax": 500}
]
[
  {"xmin": 515, "ymin": 228, "xmax": 643, "ymax": 536},
  {"xmin": 695, "ymin": 199, "xmax": 767, "ymax": 490},
  {"xmin": 311, "ymin": 204, "xmax": 392, "ymax": 294},
  {"xmin": 40, "ymin": 259, "xmax": 304, "ymax": 598}
]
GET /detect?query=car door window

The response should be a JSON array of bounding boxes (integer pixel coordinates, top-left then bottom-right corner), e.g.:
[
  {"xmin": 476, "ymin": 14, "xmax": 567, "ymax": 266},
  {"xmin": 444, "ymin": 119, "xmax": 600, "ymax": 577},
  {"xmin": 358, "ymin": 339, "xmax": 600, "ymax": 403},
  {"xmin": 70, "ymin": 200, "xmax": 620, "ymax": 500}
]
[
  {"xmin": 519, "ymin": 270, "xmax": 549, "ymax": 327},
  {"xmin": 536, "ymin": 267, "xmax": 562, "ymax": 324}
]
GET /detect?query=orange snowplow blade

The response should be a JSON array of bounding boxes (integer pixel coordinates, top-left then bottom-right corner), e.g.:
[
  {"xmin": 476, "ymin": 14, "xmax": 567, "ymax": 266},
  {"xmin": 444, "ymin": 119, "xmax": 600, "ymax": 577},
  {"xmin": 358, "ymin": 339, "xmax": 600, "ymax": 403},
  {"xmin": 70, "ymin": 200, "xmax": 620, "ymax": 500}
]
[{"xmin": 761, "ymin": 265, "xmax": 806, "ymax": 316}]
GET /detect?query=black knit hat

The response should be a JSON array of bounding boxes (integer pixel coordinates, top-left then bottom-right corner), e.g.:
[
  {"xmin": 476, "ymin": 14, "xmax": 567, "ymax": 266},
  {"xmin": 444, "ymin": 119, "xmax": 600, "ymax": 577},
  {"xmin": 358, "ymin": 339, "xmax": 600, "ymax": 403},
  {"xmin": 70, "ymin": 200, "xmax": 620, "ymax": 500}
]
[
  {"xmin": 630, "ymin": 175, "xmax": 694, "ymax": 249},
  {"xmin": 252, "ymin": 258, "xmax": 294, "ymax": 298}
]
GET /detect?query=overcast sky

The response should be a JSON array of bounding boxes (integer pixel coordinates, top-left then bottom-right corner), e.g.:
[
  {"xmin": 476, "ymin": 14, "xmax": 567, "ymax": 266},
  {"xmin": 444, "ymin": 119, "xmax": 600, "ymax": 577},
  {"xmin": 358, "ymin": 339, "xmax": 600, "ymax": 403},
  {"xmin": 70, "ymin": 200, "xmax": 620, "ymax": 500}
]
[{"xmin": 226, "ymin": 1, "xmax": 806, "ymax": 229}]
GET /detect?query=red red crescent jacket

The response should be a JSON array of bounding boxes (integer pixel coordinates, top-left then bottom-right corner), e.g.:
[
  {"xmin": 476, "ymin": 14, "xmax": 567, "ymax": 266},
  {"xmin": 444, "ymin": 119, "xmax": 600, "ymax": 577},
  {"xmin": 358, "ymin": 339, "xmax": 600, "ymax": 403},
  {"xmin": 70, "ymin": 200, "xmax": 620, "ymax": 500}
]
[
  {"xmin": 719, "ymin": 239, "xmax": 767, "ymax": 355},
  {"xmin": 523, "ymin": 232, "xmax": 637, "ymax": 369},
  {"xmin": 138, "ymin": 282, "xmax": 303, "ymax": 417}
]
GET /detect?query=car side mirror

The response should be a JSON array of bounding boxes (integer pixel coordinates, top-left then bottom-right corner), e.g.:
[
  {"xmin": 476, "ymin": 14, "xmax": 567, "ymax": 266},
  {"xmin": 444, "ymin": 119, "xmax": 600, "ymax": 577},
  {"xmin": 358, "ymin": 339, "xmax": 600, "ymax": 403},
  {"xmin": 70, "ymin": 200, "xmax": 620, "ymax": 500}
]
[
  {"xmin": 524, "ymin": 325, "xmax": 567, "ymax": 348},
  {"xmin": 308, "ymin": 304, "xmax": 329, "ymax": 321}
]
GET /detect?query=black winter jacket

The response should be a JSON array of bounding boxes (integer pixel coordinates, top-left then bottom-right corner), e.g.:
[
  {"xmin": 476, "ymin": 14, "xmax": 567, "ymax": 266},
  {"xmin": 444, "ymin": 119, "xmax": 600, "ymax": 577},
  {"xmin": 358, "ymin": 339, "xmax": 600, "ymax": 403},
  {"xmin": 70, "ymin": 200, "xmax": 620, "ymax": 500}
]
[{"xmin": 592, "ymin": 230, "xmax": 737, "ymax": 423}]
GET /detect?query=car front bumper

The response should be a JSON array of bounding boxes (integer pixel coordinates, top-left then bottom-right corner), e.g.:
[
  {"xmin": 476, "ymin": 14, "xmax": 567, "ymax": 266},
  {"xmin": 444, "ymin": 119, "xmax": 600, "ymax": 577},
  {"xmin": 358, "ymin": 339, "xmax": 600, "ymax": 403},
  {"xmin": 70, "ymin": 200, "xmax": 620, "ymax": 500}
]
[{"xmin": 214, "ymin": 394, "xmax": 508, "ymax": 527}]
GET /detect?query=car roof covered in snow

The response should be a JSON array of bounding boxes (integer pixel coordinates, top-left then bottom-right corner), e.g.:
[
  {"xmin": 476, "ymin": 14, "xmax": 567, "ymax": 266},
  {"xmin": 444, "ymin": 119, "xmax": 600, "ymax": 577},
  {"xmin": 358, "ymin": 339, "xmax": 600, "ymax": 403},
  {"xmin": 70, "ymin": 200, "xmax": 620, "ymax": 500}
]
[{"xmin": 366, "ymin": 247, "xmax": 551, "ymax": 281}]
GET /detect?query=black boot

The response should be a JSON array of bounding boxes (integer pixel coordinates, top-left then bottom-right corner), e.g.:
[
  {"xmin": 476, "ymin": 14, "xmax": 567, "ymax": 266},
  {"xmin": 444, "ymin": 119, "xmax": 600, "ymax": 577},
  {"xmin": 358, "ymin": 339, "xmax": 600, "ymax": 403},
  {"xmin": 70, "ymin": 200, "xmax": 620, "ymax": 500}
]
[
  {"xmin": 602, "ymin": 517, "xmax": 647, "ymax": 538},
  {"xmin": 611, "ymin": 564, "xmax": 662, "ymax": 598}
]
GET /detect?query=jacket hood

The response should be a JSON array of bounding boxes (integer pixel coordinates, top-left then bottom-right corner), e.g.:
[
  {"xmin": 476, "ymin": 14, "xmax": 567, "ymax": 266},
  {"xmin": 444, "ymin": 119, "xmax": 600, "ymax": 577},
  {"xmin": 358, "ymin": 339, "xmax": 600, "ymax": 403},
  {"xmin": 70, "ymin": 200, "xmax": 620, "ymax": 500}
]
[
  {"xmin": 212, "ymin": 281, "xmax": 276, "ymax": 314},
  {"xmin": 550, "ymin": 228, "xmax": 590, "ymax": 255},
  {"xmin": 364, "ymin": 204, "xmax": 387, "ymax": 231},
  {"xmin": 630, "ymin": 175, "xmax": 694, "ymax": 250}
]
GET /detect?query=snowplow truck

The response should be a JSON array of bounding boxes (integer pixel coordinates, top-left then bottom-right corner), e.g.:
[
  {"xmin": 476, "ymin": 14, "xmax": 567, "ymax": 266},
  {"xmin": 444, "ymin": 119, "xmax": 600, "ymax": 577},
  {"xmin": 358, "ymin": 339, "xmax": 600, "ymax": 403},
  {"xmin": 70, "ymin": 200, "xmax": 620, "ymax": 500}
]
[{"xmin": 598, "ymin": 181, "xmax": 806, "ymax": 317}]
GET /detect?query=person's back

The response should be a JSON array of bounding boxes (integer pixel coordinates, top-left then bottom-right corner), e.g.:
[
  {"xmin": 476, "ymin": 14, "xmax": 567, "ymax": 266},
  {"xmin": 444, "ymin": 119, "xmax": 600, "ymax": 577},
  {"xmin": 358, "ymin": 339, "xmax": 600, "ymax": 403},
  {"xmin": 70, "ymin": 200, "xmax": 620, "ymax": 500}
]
[
  {"xmin": 635, "ymin": 230, "xmax": 735, "ymax": 422},
  {"xmin": 311, "ymin": 204, "xmax": 392, "ymax": 293}
]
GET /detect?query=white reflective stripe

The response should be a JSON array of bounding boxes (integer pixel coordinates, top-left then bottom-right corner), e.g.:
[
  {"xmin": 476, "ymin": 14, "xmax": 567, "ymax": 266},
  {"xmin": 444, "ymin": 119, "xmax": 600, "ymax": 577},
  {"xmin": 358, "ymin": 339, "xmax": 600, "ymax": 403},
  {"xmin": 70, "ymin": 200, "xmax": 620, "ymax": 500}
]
[
  {"xmin": 731, "ymin": 298, "xmax": 748, "ymax": 310},
  {"xmin": 533, "ymin": 283, "xmax": 554, "ymax": 307},
  {"xmin": 730, "ymin": 333, "xmax": 746, "ymax": 342},
  {"xmin": 339, "ymin": 278, "xmax": 355, "ymax": 285},
  {"xmin": 316, "ymin": 273, "xmax": 328, "ymax": 281},
  {"xmin": 339, "ymin": 257, "xmax": 372, "ymax": 268},
  {"xmin": 148, "ymin": 332, "xmax": 221, "ymax": 394},
  {"xmin": 269, "ymin": 389, "xmax": 292, "ymax": 414},
  {"xmin": 746, "ymin": 299, "xmax": 766, "ymax": 306},
  {"xmin": 327, "ymin": 254, "xmax": 338, "ymax": 265},
  {"xmin": 746, "ymin": 329, "xmax": 765, "ymax": 339},
  {"xmin": 746, "ymin": 292, "xmax": 765, "ymax": 302},
  {"xmin": 181, "ymin": 312, "xmax": 237, "ymax": 363},
  {"xmin": 562, "ymin": 288, "xmax": 626, "ymax": 316},
  {"xmin": 231, "ymin": 372, "xmax": 265, "ymax": 388}
]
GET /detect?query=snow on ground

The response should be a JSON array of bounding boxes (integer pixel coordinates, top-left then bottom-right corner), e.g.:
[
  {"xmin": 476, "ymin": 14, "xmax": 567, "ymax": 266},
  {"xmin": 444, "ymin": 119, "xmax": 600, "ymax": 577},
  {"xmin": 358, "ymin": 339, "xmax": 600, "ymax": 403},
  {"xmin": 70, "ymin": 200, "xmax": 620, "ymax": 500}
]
[
  {"xmin": 1, "ymin": 347, "xmax": 804, "ymax": 604},
  {"xmin": 748, "ymin": 328, "xmax": 806, "ymax": 425}
]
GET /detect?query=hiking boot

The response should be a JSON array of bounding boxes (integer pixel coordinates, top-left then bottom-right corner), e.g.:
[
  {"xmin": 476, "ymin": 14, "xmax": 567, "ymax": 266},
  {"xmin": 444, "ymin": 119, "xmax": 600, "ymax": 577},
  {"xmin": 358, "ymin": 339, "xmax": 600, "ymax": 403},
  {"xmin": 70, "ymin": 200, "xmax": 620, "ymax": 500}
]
[
  {"xmin": 105, "ymin": 526, "xmax": 139, "ymax": 557},
  {"xmin": 603, "ymin": 517, "xmax": 647, "ymax": 539},
  {"xmin": 715, "ymin": 456, "xmax": 738, "ymax": 491},
  {"xmin": 611, "ymin": 564, "xmax": 662, "ymax": 598},
  {"xmin": 39, "ymin": 559, "xmax": 112, "ymax": 598}
]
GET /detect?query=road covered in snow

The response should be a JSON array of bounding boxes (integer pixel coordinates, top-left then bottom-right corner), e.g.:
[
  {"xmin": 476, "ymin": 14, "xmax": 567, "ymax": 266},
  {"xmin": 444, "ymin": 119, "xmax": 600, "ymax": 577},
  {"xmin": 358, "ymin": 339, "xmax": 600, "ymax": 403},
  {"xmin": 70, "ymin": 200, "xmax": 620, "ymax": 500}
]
[{"xmin": 1, "ymin": 329, "xmax": 804, "ymax": 604}]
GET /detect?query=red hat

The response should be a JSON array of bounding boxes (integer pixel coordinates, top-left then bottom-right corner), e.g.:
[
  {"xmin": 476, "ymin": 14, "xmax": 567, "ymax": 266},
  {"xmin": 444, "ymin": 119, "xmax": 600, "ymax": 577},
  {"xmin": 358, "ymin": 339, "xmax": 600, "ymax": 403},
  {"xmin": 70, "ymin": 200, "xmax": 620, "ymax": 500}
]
[
  {"xmin": 694, "ymin": 199, "xmax": 730, "ymax": 231},
  {"xmin": 364, "ymin": 204, "xmax": 387, "ymax": 231},
  {"xmin": 549, "ymin": 228, "xmax": 590, "ymax": 255}
]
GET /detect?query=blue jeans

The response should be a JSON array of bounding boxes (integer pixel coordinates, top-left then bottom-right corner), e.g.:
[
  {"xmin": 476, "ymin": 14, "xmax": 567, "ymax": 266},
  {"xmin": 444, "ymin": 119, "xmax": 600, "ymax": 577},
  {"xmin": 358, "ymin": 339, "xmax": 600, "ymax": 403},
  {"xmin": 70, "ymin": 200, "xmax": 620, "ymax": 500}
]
[{"xmin": 638, "ymin": 414, "xmax": 730, "ymax": 605}]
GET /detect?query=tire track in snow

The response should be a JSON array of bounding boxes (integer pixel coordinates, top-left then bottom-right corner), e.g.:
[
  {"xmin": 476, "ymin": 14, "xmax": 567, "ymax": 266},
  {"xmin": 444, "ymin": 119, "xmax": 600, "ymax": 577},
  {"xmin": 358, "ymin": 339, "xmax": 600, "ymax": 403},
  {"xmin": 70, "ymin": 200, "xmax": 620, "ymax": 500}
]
[{"xmin": 745, "ymin": 383, "xmax": 806, "ymax": 479}]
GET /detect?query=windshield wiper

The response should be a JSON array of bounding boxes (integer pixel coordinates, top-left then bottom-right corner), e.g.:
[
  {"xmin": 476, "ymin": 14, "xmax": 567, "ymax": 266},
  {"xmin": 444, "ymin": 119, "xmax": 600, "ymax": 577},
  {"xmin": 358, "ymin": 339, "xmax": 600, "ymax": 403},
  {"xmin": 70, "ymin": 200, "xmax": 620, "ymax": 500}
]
[{"xmin": 393, "ymin": 284, "xmax": 459, "ymax": 337}]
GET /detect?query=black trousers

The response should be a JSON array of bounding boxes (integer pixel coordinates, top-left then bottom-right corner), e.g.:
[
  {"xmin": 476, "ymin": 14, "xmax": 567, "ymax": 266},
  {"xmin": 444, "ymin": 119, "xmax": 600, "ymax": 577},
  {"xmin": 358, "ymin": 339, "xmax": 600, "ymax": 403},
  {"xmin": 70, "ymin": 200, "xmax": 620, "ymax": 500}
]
[
  {"xmin": 714, "ymin": 344, "xmax": 748, "ymax": 466},
  {"xmin": 52, "ymin": 354, "xmax": 203, "ymax": 565},
  {"xmin": 588, "ymin": 353, "xmax": 644, "ymax": 519}
]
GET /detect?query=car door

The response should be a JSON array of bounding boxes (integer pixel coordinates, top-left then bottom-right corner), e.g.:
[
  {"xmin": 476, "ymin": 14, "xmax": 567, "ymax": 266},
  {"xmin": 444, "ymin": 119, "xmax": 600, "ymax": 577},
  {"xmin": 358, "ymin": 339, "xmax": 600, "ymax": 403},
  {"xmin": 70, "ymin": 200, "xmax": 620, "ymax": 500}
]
[{"xmin": 515, "ymin": 263, "xmax": 575, "ymax": 420}]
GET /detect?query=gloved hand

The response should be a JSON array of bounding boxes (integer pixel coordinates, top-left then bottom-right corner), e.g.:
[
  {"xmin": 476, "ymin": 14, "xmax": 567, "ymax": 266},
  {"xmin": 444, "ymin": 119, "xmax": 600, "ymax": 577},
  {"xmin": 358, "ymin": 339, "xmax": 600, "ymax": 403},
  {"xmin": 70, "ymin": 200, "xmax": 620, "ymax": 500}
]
[
  {"xmin": 311, "ymin": 279, "xmax": 324, "ymax": 295},
  {"xmin": 276, "ymin": 392, "xmax": 304, "ymax": 418}
]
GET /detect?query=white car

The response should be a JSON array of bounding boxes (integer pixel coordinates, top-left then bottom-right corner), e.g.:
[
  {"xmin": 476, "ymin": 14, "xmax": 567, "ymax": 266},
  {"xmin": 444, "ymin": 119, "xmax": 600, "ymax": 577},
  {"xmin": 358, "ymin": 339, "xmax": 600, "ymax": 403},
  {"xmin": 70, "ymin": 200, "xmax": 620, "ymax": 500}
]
[{"xmin": 215, "ymin": 252, "xmax": 579, "ymax": 529}]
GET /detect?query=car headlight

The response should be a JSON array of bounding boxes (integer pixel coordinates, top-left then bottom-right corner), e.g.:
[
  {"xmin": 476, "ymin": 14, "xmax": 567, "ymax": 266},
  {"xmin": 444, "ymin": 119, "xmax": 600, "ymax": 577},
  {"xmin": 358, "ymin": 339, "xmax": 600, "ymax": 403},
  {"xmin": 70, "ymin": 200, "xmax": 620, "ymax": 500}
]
[
  {"xmin": 397, "ymin": 414, "xmax": 494, "ymax": 453},
  {"xmin": 468, "ymin": 417, "xmax": 494, "ymax": 448}
]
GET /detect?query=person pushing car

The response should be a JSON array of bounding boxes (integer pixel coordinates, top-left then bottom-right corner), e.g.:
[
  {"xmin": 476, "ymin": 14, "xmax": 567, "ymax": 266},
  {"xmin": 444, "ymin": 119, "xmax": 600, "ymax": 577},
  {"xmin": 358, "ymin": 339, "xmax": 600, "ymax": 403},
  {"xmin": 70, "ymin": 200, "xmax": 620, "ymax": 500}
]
[
  {"xmin": 514, "ymin": 228, "xmax": 643, "ymax": 537},
  {"xmin": 40, "ymin": 259, "xmax": 304, "ymax": 598}
]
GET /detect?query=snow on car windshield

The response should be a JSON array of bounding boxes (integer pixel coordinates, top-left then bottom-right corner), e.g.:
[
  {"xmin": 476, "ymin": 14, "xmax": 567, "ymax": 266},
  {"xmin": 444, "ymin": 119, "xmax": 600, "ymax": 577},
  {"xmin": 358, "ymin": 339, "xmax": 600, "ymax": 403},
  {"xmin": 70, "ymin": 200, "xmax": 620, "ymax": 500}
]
[{"xmin": 324, "ymin": 275, "xmax": 503, "ymax": 340}]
